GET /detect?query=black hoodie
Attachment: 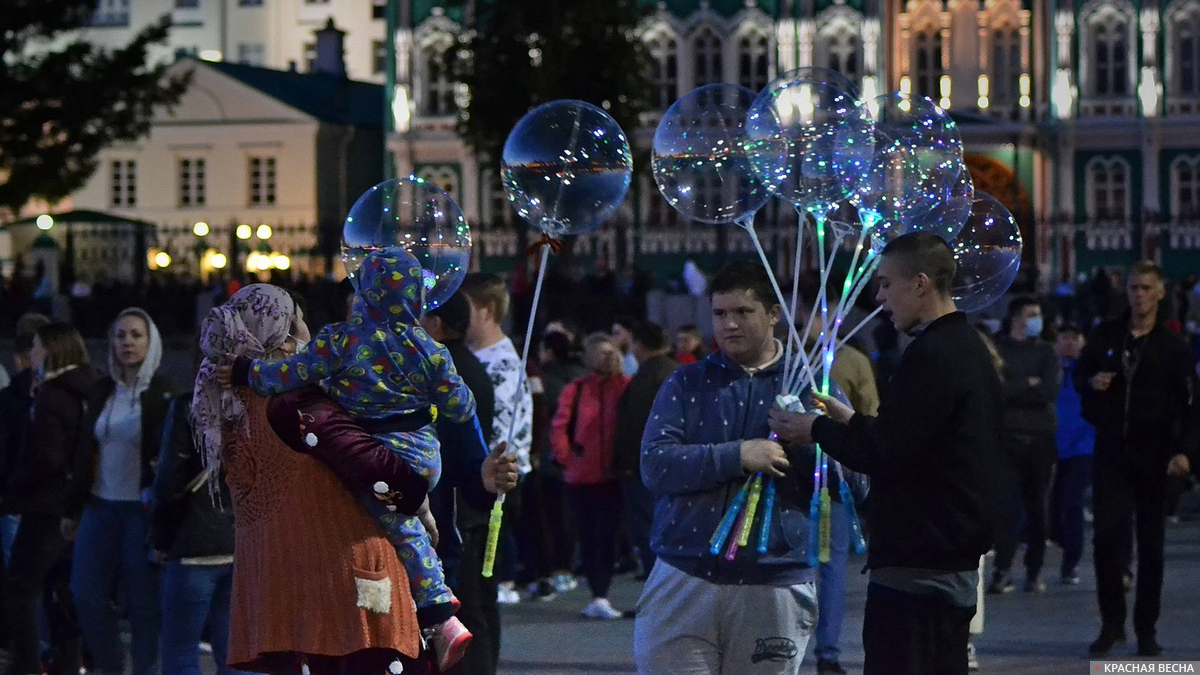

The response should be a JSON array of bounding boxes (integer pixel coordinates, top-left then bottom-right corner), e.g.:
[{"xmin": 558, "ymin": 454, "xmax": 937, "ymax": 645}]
[{"xmin": 8, "ymin": 366, "xmax": 101, "ymax": 517}]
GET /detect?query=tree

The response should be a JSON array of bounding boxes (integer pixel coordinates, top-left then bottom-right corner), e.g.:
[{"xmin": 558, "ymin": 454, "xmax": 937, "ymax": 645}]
[
  {"xmin": 453, "ymin": 0, "xmax": 652, "ymax": 172},
  {"xmin": 1, "ymin": 0, "xmax": 190, "ymax": 216}
]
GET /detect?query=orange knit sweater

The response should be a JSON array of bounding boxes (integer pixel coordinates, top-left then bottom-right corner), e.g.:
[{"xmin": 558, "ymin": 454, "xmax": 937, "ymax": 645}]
[{"xmin": 224, "ymin": 395, "xmax": 420, "ymax": 671}]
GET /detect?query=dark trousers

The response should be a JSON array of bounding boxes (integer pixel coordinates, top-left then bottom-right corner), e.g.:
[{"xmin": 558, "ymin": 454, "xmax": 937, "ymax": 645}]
[
  {"xmin": 620, "ymin": 476, "xmax": 656, "ymax": 577},
  {"xmin": 515, "ymin": 469, "xmax": 575, "ymax": 583},
  {"xmin": 1052, "ymin": 455, "xmax": 1093, "ymax": 575},
  {"xmin": 862, "ymin": 583, "xmax": 975, "ymax": 675},
  {"xmin": 1093, "ymin": 442, "xmax": 1168, "ymax": 637},
  {"xmin": 446, "ymin": 523, "xmax": 500, "ymax": 675},
  {"xmin": 994, "ymin": 433, "xmax": 1056, "ymax": 578},
  {"xmin": 567, "ymin": 482, "xmax": 623, "ymax": 599},
  {"xmin": 5, "ymin": 514, "xmax": 83, "ymax": 675}
]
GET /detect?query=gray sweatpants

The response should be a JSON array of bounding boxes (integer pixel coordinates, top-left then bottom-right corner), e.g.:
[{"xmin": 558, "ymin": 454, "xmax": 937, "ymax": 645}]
[{"xmin": 633, "ymin": 561, "xmax": 818, "ymax": 675}]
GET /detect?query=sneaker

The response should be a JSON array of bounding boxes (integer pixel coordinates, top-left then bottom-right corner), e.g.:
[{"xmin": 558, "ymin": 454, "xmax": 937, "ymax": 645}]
[
  {"xmin": 816, "ymin": 658, "xmax": 847, "ymax": 674},
  {"xmin": 1061, "ymin": 571, "xmax": 1082, "ymax": 585},
  {"xmin": 986, "ymin": 570, "xmax": 1015, "ymax": 595},
  {"xmin": 1137, "ymin": 635, "xmax": 1163, "ymax": 657},
  {"xmin": 1024, "ymin": 576, "xmax": 1046, "ymax": 594},
  {"xmin": 424, "ymin": 616, "xmax": 473, "ymax": 671},
  {"xmin": 530, "ymin": 579, "xmax": 558, "ymax": 602},
  {"xmin": 497, "ymin": 582, "xmax": 521, "ymax": 605},
  {"xmin": 581, "ymin": 597, "xmax": 624, "ymax": 620},
  {"xmin": 967, "ymin": 640, "xmax": 980, "ymax": 671},
  {"xmin": 552, "ymin": 573, "xmax": 579, "ymax": 594}
]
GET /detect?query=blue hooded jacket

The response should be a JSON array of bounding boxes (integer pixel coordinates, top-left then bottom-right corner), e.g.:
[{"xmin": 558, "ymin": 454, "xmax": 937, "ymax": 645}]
[{"xmin": 641, "ymin": 345, "xmax": 826, "ymax": 586}]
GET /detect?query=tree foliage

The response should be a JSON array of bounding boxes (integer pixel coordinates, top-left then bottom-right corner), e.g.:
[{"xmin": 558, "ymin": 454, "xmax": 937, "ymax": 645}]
[
  {"xmin": 1, "ymin": 0, "xmax": 190, "ymax": 215},
  {"xmin": 452, "ymin": 0, "xmax": 652, "ymax": 170}
]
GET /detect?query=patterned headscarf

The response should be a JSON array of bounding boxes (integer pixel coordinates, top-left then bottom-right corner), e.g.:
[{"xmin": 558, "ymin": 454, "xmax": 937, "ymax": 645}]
[{"xmin": 191, "ymin": 284, "xmax": 297, "ymax": 476}]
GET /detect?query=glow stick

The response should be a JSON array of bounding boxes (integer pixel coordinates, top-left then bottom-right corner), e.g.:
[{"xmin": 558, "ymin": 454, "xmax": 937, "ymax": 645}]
[
  {"xmin": 736, "ymin": 475, "xmax": 764, "ymax": 548},
  {"xmin": 756, "ymin": 477, "xmax": 777, "ymax": 554},
  {"xmin": 710, "ymin": 474, "xmax": 755, "ymax": 555}
]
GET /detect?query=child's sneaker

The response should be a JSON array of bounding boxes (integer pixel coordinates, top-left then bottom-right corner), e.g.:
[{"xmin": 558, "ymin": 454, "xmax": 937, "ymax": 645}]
[{"xmin": 424, "ymin": 616, "xmax": 472, "ymax": 671}]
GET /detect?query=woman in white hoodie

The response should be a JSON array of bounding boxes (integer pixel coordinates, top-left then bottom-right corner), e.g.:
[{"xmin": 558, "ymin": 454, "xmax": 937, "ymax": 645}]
[{"xmin": 67, "ymin": 307, "xmax": 181, "ymax": 675}]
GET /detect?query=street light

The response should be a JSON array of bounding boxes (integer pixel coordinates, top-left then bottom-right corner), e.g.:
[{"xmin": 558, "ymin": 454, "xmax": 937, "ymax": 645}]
[
  {"xmin": 36, "ymin": 214, "xmax": 54, "ymax": 230},
  {"xmin": 193, "ymin": 221, "xmax": 210, "ymax": 237},
  {"xmin": 154, "ymin": 251, "xmax": 172, "ymax": 268},
  {"xmin": 256, "ymin": 224, "xmax": 273, "ymax": 240},
  {"xmin": 236, "ymin": 224, "xmax": 253, "ymax": 239},
  {"xmin": 210, "ymin": 251, "xmax": 228, "ymax": 269},
  {"xmin": 271, "ymin": 253, "xmax": 291, "ymax": 270}
]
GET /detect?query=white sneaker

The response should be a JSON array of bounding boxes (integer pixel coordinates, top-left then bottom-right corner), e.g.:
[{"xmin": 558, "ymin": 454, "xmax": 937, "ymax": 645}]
[
  {"xmin": 581, "ymin": 597, "xmax": 623, "ymax": 620},
  {"xmin": 497, "ymin": 582, "xmax": 521, "ymax": 605},
  {"xmin": 967, "ymin": 640, "xmax": 980, "ymax": 671},
  {"xmin": 552, "ymin": 573, "xmax": 579, "ymax": 593}
]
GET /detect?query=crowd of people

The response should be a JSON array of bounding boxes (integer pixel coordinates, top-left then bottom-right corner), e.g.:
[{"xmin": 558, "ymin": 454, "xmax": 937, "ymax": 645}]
[{"xmin": 0, "ymin": 238, "xmax": 1196, "ymax": 675}]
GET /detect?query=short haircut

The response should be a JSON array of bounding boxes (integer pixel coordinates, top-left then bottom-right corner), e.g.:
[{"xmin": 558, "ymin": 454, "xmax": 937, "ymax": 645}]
[
  {"xmin": 1129, "ymin": 260, "xmax": 1165, "ymax": 282},
  {"xmin": 427, "ymin": 292, "xmax": 471, "ymax": 338},
  {"xmin": 15, "ymin": 312, "xmax": 51, "ymax": 355},
  {"xmin": 36, "ymin": 322, "xmax": 89, "ymax": 373},
  {"xmin": 1057, "ymin": 323, "xmax": 1083, "ymax": 337},
  {"xmin": 709, "ymin": 260, "xmax": 778, "ymax": 311},
  {"xmin": 677, "ymin": 324, "xmax": 701, "ymax": 337},
  {"xmin": 541, "ymin": 331, "xmax": 573, "ymax": 362},
  {"xmin": 583, "ymin": 332, "xmax": 615, "ymax": 352},
  {"xmin": 631, "ymin": 321, "xmax": 668, "ymax": 352},
  {"xmin": 460, "ymin": 273, "xmax": 510, "ymax": 321},
  {"xmin": 1007, "ymin": 296, "xmax": 1040, "ymax": 319},
  {"xmin": 880, "ymin": 232, "xmax": 957, "ymax": 295}
]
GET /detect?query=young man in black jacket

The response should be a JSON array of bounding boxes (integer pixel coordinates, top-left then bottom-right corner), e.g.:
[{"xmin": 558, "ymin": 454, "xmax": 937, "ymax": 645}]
[
  {"xmin": 770, "ymin": 232, "xmax": 1005, "ymax": 675},
  {"xmin": 1074, "ymin": 261, "xmax": 1198, "ymax": 657},
  {"xmin": 990, "ymin": 297, "xmax": 1060, "ymax": 594}
]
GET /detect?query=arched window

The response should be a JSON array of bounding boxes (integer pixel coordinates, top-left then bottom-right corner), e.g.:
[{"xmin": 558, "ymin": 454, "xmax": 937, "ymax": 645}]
[
  {"xmin": 693, "ymin": 26, "xmax": 724, "ymax": 87},
  {"xmin": 1172, "ymin": 156, "xmax": 1200, "ymax": 218},
  {"xmin": 913, "ymin": 29, "xmax": 942, "ymax": 99},
  {"xmin": 819, "ymin": 24, "xmax": 861, "ymax": 83},
  {"xmin": 1090, "ymin": 14, "xmax": 1130, "ymax": 96},
  {"xmin": 991, "ymin": 29, "xmax": 1022, "ymax": 106},
  {"xmin": 1173, "ymin": 8, "xmax": 1200, "ymax": 96},
  {"xmin": 420, "ymin": 43, "xmax": 455, "ymax": 117},
  {"xmin": 738, "ymin": 29, "xmax": 770, "ymax": 91},
  {"xmin": 646, "ymin": 30, "xmax": 679, "ymax": 110},
  {"xmin": 1087, "ymin": 157, "xmax": 1131, "ymax": 221}
]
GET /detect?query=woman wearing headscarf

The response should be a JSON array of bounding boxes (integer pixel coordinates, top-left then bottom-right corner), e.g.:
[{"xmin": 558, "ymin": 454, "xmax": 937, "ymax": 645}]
[
  {"xmin": 68, "ymin": 307, "xmax": 179, "ymax": 675},
  {"xmin": 192, "ymin": 284, "xmax": 428, "ymax": 674}
]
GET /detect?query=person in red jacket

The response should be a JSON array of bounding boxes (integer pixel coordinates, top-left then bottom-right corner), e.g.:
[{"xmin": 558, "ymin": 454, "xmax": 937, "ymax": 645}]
[{"xmin": 552, "ymin": 333, "xmax": 631, "ymax": 620}]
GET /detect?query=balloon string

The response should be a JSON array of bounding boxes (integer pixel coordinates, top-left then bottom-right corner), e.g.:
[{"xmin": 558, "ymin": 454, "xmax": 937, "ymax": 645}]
[
  {"xmin": 807, "ymin": 255, "xmax": 881, "ymax": 369},
  {"xmin": 784, "ymin": 208, "xmax": 805, "ymax": 379},
  {"xmin": 741, "ymin": 217, "xmax": 818, "ymax": 395},
  {"xmin": 482, "ymin": 244, "xmax": 550, "ymax": 578}
]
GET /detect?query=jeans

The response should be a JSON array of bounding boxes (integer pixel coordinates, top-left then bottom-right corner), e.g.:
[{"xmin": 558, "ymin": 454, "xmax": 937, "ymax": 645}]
[
  {"xmin": 1093, "ymin": 441, "xmax": 1167, "ymax": 637},
  {"xmin": 70, "ymin": 498, "xmax": 162, "ymax": 675},
  {"xmin": 814, "ymin": 498, "xmax": 850, "ymax": 663},
  {"xmin": 993, "ymin": 434, "xmax": 1056, "ymax": 579},
  {"xmin": 567, "ymin": 482, "xmax": 623, "ymax": 599},
  {"xmin": 1051, "ymin": 455, "xmax": 1093, "ymax": 576},
  {"xmin": 620, "ymin": 477, "xmax": 656, "ymax": 577},
  {"xmin": 1, "ymin": 514, "xmax": 21, "ymax": 567},
  {"xmin": 161, "ymin": 562, "xmax": 245, "ymax": 675},
  {"xmin": 5, "ymin": 514, "xmax": 82, "ymax": 675}
]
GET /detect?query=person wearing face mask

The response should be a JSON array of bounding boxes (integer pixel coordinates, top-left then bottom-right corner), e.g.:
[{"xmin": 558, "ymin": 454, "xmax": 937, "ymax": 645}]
[
  {"xmin": 987, "ymin": 298, "xmax": 1061, "ymax": 596},
  {"xmin": 66, "ymin": 307, "xmax": 181, "ymax": 675},
  {"xmin": 551, "ymin": 333, "xmax": 631, "ymax": 621}
]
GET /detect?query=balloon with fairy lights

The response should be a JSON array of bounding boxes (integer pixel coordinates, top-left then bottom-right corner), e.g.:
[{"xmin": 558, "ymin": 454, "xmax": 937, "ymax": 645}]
[
  {"xmin": 482, "ymin": 101, "xmax": 634, "ymax": 580},
  {"xmin": 949, "ymin": 192, "xmax": 1024, "ymax": 313},
  {"xmin": 745, "ymin": 68, "xmax": 875, "ymax": 221},
  {"xmin": 852, "ymin": 92, "xmax": 966, "ymax": 244},
  {"xmin": 501, "ymin": 100, "xmax": 633, "ymax": 236},
  {"xmin": 903, "ymin": 158, "xmax": 974, "ymax": 244},
  {"xmin": 653, "ymin": 84, "xmax": 783, "ymax": 225},
  {"xmin": 341, "ymin": 176, "xmax": 472, "ymax": 311}
]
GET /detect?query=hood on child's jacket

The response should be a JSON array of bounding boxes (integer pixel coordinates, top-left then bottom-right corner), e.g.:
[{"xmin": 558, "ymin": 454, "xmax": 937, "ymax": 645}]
[{"xmin": 351, "ymin": 246, "xmax": 426, "ymax": 332}]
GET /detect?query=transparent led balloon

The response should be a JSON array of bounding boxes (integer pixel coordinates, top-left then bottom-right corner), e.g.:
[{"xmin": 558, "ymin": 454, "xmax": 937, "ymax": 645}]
[
  {"xmin": 341, "ymin": 176, "xmax": 472, "ymax": 311},
  {"xmin": 652, "ymin": 84, "xmax": 782, "ymax": 225},
  {"xmin": 746, "ymin": 69, "xmax": 875, "ymax": 214},
  {"xmin": 903, "ymin": 160, "xmax": 974, "ymax": 243},
  {"xmin": 853, "ymin": 93, "xmax": 965, "ymax": 243},
  {"xmin": 501, "ymin": 100, "xmax": 633, "ymax": 236},
  {"xmin": 949, "ymin": 193, "xmax": 1023, "ymax": 313}
]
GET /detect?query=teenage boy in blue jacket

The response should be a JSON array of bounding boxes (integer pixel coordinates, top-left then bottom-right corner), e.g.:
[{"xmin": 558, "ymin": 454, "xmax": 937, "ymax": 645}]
[{"xmin": 634, "ymin": 261, "xmax": 821, "ymax": 675}]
